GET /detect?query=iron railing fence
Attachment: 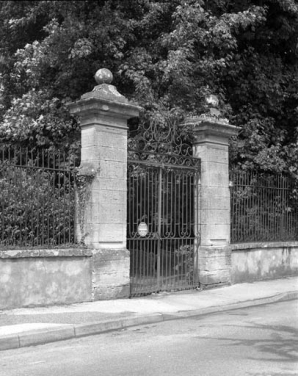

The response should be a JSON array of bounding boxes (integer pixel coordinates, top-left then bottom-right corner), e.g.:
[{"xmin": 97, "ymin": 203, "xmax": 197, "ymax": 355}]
[
  {"xmin": 230, "ymin": 170, "xmax": 298, "ymax": 243},
  {"xmin": 0, "ymin": 145, "xmax": 77, "ymax": 249}
]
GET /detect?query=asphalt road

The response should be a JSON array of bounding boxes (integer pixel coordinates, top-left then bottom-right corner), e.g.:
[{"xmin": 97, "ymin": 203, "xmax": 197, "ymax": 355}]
[{"xmin": 1, "ymin": 300, "xmax": 297, "ymax": 376}]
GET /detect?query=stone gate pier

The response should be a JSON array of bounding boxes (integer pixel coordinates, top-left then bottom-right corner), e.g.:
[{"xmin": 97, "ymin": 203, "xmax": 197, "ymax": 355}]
[
  {"xmin": 69, "ymin": 69, "xmax": 141, "ymax": 299},
  {"xmin": 185, "ymin": 116, "xmax": 239, "ymax": 288}
]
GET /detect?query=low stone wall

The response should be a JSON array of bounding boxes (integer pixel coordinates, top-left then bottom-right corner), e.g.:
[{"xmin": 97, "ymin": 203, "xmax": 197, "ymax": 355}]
[
  {"xmin": 231, "ymin": 242, "xmax": 298, "ymax": 284},
  {"xmin": 0, "ymin": 247, "xmax": 131, "ymax": 310},
  {"xmin": 0, "ymin": 249, "xmax": 93, "ymax": 310}
]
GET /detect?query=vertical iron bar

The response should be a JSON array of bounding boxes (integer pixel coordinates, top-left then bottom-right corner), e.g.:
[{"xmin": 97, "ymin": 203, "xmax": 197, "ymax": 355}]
[
  {"xmin": 163, "ymin": 170, "xmax": 167, "ymax": 290},
  {"xmin": 24, "ymin": 147, "xmax": 28, "ymax": 246},
  {"xmin": 157, "ymin": 167, "xmax": 162, "ymax": 291},
  {"xmin": 170, "ymin": 170, "xmax": 174, "ymax": 288},
  {"xmin": 30, "ymin": 148, "xmax": 34, "ymax": 246},
  {"xmin": 42, "ymin": 149, "xmax": 45, "ymax": 246},
  {"xmin": 151, "ymin": 168, "xmax": 155, "ymax": 289}
]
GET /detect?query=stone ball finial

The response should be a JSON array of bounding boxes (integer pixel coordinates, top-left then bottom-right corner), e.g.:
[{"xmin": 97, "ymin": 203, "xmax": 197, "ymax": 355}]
[
  {"xmin": 94, "ymin": 68, "xmax": 113, "ymax": 85},
  {"xmin": 206, "ymin": 94, "xmax": 219, "ymax": 107}
]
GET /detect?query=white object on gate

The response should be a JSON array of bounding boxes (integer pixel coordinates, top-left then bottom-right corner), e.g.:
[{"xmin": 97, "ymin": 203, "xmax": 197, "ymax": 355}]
[{"xmin": 137, "ymin": 222, "xmax": 148, "ymax": 237}]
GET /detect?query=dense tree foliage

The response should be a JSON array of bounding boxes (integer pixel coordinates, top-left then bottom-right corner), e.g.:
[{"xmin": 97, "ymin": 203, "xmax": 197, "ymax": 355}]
[{"xmin": 0, "ymin": 0, "xmax": 298, "ymax": 173}]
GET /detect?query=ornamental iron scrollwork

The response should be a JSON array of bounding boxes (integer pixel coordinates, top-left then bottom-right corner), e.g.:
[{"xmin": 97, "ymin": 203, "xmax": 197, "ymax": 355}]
[{"xmin": 128, "ymin": 116, "xmax": 200, "ymax": 168}]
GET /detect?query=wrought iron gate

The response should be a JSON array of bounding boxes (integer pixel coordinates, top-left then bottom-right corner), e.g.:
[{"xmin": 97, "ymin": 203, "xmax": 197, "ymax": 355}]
[{"xmin": 127, "ymin": 118, "xmax": 201, "ymax": 297}]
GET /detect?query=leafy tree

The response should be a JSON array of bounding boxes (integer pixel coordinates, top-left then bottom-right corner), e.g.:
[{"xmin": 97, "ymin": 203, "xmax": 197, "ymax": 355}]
[{"xmin": 0, "ymin": 0, "xmax": 297, "ymax": 174}]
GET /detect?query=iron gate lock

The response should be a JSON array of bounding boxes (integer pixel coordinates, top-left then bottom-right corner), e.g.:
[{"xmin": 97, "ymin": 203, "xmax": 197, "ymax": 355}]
[{"xmin": 137, "ymin": 222, "xmax": 148, "ymax": 237}]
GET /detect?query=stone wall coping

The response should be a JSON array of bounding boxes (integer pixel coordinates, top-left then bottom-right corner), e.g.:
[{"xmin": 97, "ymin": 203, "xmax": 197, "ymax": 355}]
[
  {"xmin": 0, "ymin": 248, "xmax": 92, "ymax": 259},
  {"xmin": 230, "ymin": 241, "xmax": 298, "ymax": 251},
  {"xmin": 92, "ymin": 248, "xmax": 129, "ymax": 253},
  {"xmin": 199, "ymin": 245, "xmax": 231, "ymax": 251}
]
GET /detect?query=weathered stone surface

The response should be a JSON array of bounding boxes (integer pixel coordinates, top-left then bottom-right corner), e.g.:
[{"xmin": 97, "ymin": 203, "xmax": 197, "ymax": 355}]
[
  {"xmin": 199, "ymin": 246, "xmax": 231, "ymax": 257},
  {"xmin": 231, "ymin": 244, "xmax": 298, "ymax": 283},
  {"xmin": 81, "ymin": 145, "xmax": 100, "ymax": 163},
  {"xmin": 200, "ymin": 195, "xmax": 230, "ymax": 210},
  {"xmin": 101, "ymin": 147, "xmax": 126, "ymax": 162},
  {"xmin": 81, "ymin": 127, "xmax": 97, "ymax": 147},
  {"xmin": 199, "ymin": 256, "xmax": 231, "ymax": 271},
  {"xmin": 96, "ymin": 190, "xmax": 126, "ymax": 204},
  {"xmin": 96, "ymin": 129, "xmax": 127, "ymax": 148},
  {"xmin": 200, "ymin": 224, "xmax": 230, "ymax": 246},
  {"xmin": 199, "ymin": 270, "xmax": 231, "ymax": 286},
  {"xmin": 0, "ymin": 250, "xmax": 38, "ymax": 259},
  {"xmin": 207, "ymin": 168, "xmax": 229, "ymax": 187},
  {"xmin": 92, "ymin": 225, "xmax": 125, "ymax": 245},
  {"xmin": 0, "ymin": 248, "xmax": 92, "ymax": 259},
  {"xmin": 92, "ymin": 203, "xmax": 125, "ymax": 225},
  {"xmin": 197, "ymin": 246, "xmax": 231, "ymax": 287},
  {"xmin": 230, "ymin": 241, "xmax": 298, "ymax": 250},
  {"xmin": 40, "ymin": 249, "xmax": 92, "ymax": 257},
  {"xmin": 200, "ymin": 209, "xmax": 230, "ymax": 225},
  {"xmin": 206, "ymin": 146, "xmax": 229, "ymax": 163},
  {"xmin": 92, "ymin": 248, "xmax": 130, "ymax": 300},
  {"xmin": 100, "ymin": 160, "xmax": 126, "ymax": 180},
  {"xmin": 94, "ymin": 178, "xmax": 127, "ymax": 191},
  {"xmin": 0, "ymin": 256, "xmax": 92, "ymax": 310},
  {"xmin": 93, "ymin": 284, "xmax": 130, "ymax": 300}
]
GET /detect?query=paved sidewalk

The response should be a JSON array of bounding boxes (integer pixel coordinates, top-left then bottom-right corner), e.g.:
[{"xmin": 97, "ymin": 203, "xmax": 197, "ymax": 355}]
[{"xmin": 0, "ymin": 277, "xmax": 297, "ymax": 351}]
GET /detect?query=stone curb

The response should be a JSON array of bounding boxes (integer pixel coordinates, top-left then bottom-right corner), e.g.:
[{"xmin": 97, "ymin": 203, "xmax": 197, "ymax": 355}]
[{"xmin": 0, "ymin": 291, "xmax": 297, "ymax": 352}]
